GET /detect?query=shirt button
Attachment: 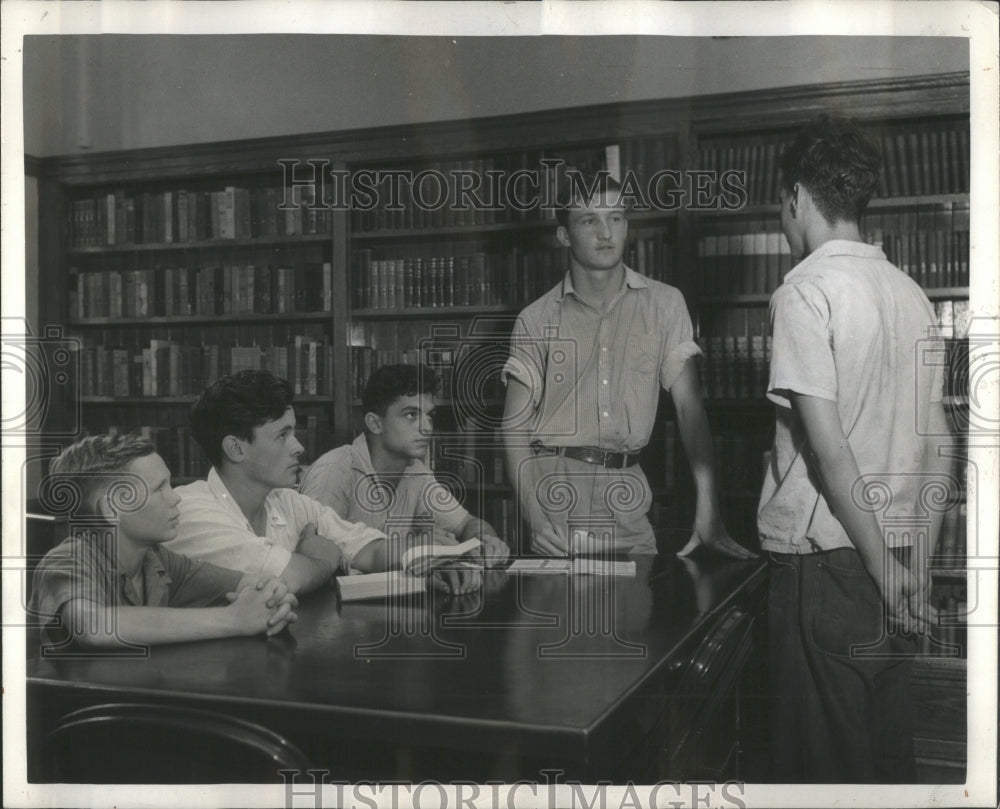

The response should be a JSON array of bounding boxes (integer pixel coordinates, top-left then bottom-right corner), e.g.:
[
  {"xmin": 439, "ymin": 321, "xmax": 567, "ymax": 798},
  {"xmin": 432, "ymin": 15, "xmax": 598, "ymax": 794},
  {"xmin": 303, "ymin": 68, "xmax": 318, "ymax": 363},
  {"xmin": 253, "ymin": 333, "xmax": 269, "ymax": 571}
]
[
  {"xmin": 602, "ymin": 411, "xmax": 609, "ymax": 418},
  {"xmin": 601, "ymin": 346, "xmax": 608, "ymax": 352},
  {"xmin": 602, "ymin": 379, "xmax": 608, "ymax": 385}
]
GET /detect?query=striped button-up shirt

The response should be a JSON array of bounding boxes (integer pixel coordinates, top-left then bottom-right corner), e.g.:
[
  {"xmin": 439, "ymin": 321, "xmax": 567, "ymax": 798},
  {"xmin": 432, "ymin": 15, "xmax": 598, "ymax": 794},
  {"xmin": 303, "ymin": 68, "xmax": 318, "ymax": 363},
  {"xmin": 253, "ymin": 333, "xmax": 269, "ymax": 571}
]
[{"xmin": 502, "ymin": 267, "xmax": 700, "ymax": 451}]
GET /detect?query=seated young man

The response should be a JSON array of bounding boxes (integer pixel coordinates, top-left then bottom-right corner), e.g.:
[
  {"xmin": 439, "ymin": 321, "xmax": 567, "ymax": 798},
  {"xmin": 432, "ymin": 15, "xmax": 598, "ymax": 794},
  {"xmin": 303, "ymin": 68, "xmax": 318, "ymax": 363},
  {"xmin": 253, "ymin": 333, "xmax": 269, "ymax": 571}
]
[
  {"xmin": 29, "ymin": 434, "xmax": 298, "ymax": 648},
  {"xmin": 300, "ymin": 365, "xmax": 509, "ymax": 566},
  {"xmin": 168, "ymin": 370, "xmax": 479, "ymax": 595}
]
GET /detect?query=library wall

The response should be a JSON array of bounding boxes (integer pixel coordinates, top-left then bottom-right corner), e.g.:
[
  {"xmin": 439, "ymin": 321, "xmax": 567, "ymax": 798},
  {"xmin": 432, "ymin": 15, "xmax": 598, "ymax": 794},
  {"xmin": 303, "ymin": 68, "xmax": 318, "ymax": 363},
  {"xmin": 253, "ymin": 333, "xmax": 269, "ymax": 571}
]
[{"xmin": 23, "ymin": 35, "xmax": 967, "ymax": 157}]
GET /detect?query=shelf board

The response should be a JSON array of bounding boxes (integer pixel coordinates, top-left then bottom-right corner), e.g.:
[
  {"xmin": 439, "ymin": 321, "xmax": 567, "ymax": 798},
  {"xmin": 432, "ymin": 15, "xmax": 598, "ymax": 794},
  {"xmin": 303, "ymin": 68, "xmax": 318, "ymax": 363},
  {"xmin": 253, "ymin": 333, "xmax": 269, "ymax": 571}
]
[
  {"xmin": 67, "ymin": 233, "xmax": 332, "ymax": 255},
  {"xmin": 700, "ymin": 293, "xmax": 772, "ymax": 306},
  {"xmin": 868, "ymin": 192, "xmax": 969, "ymax": 209},
  {"xmin": 703, "ymin": 398, "xmax": 772, "ymax": 409},
  {"xmin": 465, "ymin": 483, "xmax": 511, "ymax": 494},
  {"xmin": 697, "ymin": 203, "xmax": 780, "ymax": 219},
  {"xmin": 351, "ymin": 218, "xmax": 555, "ymax": 241},
  {"xmin": 924, "ymin": 287, "xmax": 970, "ymax": 300},
  {"xmin": 625, "ymin": 208, "xmax": 679, "ymax": 226},
  {"xmin": 931, "ymin": 567, "xmax": 966, "ymax": 580},
  {"xmin": 350, "ymin": 211, "xmax": 677, "ymax": 240},
  {"xmin": 693, "ymin": 193, "xmax": 968, "ymax": 221},
  {"xmin": 80, "ymin": 395, "xmax": 335, "ymax": 405},
  {"xmin": 69, "ymin": 311, "xmax": 332, "ymax": 327},
  {"xmin": 700, "ymin": 287, "xmax": 967, "ymax": 307},
  {"xmin": 352, "ymin": 304, "xmax": 520, "ymax": 319}
]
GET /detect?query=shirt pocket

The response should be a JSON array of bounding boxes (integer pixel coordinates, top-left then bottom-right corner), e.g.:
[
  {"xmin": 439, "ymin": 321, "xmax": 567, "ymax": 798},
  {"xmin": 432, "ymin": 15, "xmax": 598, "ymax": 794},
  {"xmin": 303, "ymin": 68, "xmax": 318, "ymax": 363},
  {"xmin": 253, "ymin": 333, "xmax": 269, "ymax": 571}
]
[{"xmin": 627, "ymin": 334, "xmax": 660, "ymax": 375}]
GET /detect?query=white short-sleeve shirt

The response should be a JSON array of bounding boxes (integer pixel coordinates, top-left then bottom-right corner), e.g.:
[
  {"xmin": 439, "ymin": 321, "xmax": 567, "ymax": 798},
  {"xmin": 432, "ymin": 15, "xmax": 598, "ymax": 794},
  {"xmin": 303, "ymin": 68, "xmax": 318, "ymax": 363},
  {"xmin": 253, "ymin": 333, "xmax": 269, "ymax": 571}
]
[
  {"xmin": 759, "ymin": 240, "xmax": 945, "ymax": 553},
  {"xmin": 168, "ymin": 468, "xmax": 384, "ymax": 576}
]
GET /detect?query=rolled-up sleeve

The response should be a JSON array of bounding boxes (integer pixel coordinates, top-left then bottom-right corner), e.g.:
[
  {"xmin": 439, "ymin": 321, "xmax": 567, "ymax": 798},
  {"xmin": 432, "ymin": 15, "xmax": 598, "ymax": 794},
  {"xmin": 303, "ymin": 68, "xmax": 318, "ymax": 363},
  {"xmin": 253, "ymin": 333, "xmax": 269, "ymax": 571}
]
[
  {"xmin": 296, "ymin": 492, "xmax": 384, "ymax": 573},
  {"xmin": 172, "ymin": 492, "xmax": 293, "ymax": 579},
  {"xmin": 501, "ymin": 313, "xmax": 546, "ymax": 410},
  {"xmin": 30, "ymin": 548, "xmax": 102, "ymax": 623},
  {"xmin": 659, "ymin": 290, "xmax": 702, "ymax": 391},
  {"xmin": 422, "ymin": 479, "xmax": 471, "ymax": 536},
  {"xmin": 158, "ymin": 547, "xmax": 243, "ymax": 607}
]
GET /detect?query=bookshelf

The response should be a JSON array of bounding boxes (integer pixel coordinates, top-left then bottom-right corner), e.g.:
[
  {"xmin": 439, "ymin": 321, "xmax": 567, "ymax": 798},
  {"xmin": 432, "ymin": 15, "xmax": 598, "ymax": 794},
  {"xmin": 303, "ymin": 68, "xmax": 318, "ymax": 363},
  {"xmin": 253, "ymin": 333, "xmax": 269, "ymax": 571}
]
[
  {"xmin": 344, "ymin": 139, "xmax": 681, "ymax": 541},
  {"xmin": 31, "ymin": 72, "xmax": 970, "ymax": 779},
  {"xmin": 37, "ymin": 71, "xmax": 970, "ymax": 654},
  {"xmin": 60, "ymin": 174, "xmax": 337, "ymax": 482}
]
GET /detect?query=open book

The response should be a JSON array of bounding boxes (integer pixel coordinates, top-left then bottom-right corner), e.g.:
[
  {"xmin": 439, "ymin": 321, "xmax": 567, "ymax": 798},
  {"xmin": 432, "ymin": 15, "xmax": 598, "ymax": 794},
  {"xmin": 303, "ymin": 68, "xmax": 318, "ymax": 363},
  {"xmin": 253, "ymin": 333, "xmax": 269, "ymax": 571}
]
[{"xmin": 335, "ymin": 538, "xmax": 482, "ymax": 602}]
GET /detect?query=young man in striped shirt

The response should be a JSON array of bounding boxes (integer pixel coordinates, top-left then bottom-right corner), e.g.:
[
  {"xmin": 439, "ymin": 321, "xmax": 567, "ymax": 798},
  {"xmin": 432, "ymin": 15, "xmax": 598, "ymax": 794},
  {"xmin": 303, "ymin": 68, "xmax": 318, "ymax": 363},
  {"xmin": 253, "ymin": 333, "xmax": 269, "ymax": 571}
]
[{"xmin": 502, "ymin": 173, "xmax": 750, "ymax": 560}]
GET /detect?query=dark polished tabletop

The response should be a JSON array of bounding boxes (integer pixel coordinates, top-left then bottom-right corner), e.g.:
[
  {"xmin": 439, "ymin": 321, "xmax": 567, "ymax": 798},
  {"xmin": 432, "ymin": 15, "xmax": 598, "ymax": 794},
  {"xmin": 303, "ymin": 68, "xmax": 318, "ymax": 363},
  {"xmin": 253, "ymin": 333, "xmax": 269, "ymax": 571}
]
[{"xmin": 28, "ymin": 553, "xmax": 765, "ymax": 774}]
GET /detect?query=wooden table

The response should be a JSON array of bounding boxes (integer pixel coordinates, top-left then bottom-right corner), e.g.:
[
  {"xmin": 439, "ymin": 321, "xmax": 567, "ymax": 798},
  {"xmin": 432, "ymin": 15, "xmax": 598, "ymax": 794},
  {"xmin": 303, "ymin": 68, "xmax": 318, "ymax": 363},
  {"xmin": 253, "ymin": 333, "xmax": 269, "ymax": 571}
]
[{"xmin": 27, "ymin": 553, "xmax": 766, "ymax": 783}]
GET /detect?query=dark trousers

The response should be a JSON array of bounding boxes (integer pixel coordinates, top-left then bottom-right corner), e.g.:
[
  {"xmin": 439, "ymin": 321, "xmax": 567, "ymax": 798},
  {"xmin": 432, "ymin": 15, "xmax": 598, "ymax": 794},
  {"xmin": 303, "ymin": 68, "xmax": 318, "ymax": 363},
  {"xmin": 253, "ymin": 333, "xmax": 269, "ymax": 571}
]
[{"xmin": 768, "ymin": 548, "xmax": 918, "ymax": 783}]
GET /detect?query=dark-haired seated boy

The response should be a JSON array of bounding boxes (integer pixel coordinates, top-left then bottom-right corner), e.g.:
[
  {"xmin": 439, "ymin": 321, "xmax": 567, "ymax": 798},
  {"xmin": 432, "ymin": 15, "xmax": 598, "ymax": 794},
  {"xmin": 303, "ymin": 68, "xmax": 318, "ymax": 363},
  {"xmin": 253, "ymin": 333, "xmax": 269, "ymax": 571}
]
[
  {"xmin": 300, "ymin": 364, "xmax": 509, "ymax": 566},
  {"xmin": 168, "ymin": 370, "xmax": 479, "ymax": 595},
  {"xmin": 29, "ymin": 434, "xmax": 297, "ymax": 648}
]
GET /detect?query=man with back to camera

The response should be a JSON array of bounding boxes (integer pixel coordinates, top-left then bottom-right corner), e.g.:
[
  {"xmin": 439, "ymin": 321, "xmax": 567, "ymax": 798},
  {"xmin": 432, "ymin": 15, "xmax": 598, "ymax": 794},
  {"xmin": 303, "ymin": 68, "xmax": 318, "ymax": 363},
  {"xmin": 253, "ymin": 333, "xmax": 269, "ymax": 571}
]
[
  {"xmin": 299, "ymin": 364, "xmax": 509, "ymax": 567},
  {"xmin": 501, "ymin": 171, "xmax": 752, "ymax": 560},
  {"xmin": 761, "ymin": 115, "xmax": 952, "ymax": 782},
  {"xmin": 167, "ymin": 369, "xmax": 480, "ymax": 596}
]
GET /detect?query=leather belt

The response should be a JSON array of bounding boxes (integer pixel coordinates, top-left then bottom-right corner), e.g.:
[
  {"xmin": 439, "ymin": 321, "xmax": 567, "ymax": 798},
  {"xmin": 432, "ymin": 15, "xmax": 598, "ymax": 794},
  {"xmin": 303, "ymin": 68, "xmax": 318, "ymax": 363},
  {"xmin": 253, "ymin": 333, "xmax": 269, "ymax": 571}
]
[{"xmin": 531, "ymin": 442, "xmax": 641, "ymax": 470}]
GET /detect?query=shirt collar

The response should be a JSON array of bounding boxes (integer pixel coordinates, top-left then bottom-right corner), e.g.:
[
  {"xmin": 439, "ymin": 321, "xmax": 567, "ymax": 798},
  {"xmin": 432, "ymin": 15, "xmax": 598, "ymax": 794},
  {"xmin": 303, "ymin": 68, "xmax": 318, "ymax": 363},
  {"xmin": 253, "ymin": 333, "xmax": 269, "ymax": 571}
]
[
  {"xmin": 205, "ymin": 467, "xmax": 287, "ymax": 531},
  {"xmin": 350, "ymin": 433, "xmax": 376, "ymax": 475},
  {"xmin": 786, "ymin": 239, "xmax": 886, "ymax": 281},
  {"xmin": 120, "ymin": 547, "xmax": 171, "ymax": 606},
  {"xmin": 556, "ymin": 265, "xmax": 647, "ymax": 303},
  {"xmin": 350, "ymin": 432, "xmax": 420, "ymax": 477}
]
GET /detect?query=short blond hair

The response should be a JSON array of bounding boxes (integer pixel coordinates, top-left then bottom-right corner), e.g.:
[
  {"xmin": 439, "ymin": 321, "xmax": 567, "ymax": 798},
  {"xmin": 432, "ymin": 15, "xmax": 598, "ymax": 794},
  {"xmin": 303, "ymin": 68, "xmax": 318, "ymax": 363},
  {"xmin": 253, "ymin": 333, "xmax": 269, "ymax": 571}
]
[{"xmin": 48, "ymin": 433, "xmax": 155, "ymax": 515}]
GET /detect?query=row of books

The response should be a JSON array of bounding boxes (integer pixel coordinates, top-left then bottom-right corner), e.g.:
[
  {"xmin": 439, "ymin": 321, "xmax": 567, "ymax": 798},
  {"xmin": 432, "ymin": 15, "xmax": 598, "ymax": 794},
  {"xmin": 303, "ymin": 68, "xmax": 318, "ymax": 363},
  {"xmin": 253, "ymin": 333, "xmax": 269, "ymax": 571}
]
[
  {"xmin": 75, "ymin": 330, "xmax": 334, "ymax": 398},
  {"xmin": 69, "ymin": 263, "xmax": 332, "ymax": 320},
  {"xmin": 695, "ymin": 298, "xmax": 968, "ymax": 401},
  {"xmin": 113, "ymin": 422, "xmax": 211, "ymax": 480},
  {"xmin": 614, "ymin": 136, "xmax": 680, "ymax": 193},
  {"xmin": 349, "ymin": 341, "xmax": 509, "ymax": 409},
  {"xmin": 349, "ymin": 345, "xmax": 460, "ymax": 403},
  {"xmin": 698, "ymin": 121, "xmax": 969, "ymax": 207},
  {"xmin": 697, "ymin": 230, "xmax": 792, "ymax": 296},
  {"xmin": 698, "ymin": 334, "xmax": 772, "ymax": 402},
  {"xmin": 865, "ymin": 203, "xmax": 970, "ymax": 288},
  {"xmin": 625, "ymin": 233, "xmax": 679, "ymax": 287},
  {"xmin": 349, "ymin": 142, "xmax": 633, "ymax": 233},
  {"xmin": 876, "ymin": 125, "xmax": 970, "ymax": 197},
  {"xmin": 698, "ymin": 136, "xmax": 783, "ymax": 208},
  {"xmin": 935, "ymin": 300, "xmax": 971, "ymax": 340},
  {"xmin": 428, "ymin": 435, "xmax": 508, "ymax": 488},
  {"xmin": 69, "ymin": 185, "xmax": 332, "ymax": 248},
  {"xmin": 350, "ymin": 153, "xmax": 552, "ymax": 233},
  {"xmin": 352, "ymin": 247, "xmax": 567, "ymax": 311},
  {"xmin": 352, "ymin": 233, "xmax": 679, "ymax": 314}
]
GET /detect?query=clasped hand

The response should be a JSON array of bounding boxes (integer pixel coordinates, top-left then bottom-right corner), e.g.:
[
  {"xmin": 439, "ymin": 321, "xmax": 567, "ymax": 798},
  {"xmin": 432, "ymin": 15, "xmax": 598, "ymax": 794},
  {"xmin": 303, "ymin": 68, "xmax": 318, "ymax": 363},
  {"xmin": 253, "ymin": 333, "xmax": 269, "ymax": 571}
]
[{"xmin": 227, "ymin": 578, "xmax": 299, "ymax": 636}]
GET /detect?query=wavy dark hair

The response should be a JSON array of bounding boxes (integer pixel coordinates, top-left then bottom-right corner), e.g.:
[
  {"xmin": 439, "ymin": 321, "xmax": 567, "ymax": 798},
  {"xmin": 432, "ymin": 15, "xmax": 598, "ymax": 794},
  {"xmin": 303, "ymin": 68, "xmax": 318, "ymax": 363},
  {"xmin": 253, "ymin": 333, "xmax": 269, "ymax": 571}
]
[
  {"xmin": 778, "ymin": 114, "xmax": 881, "ymax": 224},
  {"xmin": 362, "ymin": 364, "xmax": 439, "ymax": 419},
  {"xmin": 191, "ymin": 370, "xmax": 294, "ymax": 467}
]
